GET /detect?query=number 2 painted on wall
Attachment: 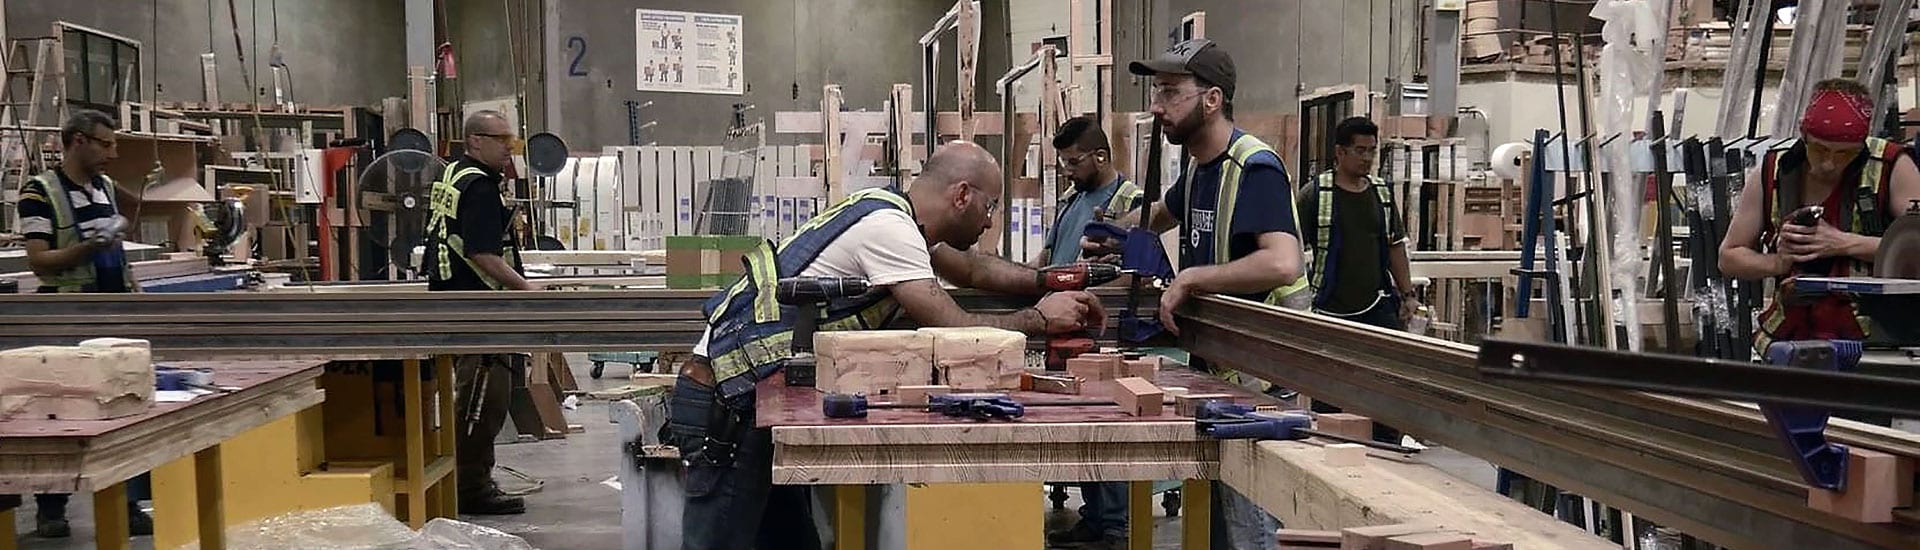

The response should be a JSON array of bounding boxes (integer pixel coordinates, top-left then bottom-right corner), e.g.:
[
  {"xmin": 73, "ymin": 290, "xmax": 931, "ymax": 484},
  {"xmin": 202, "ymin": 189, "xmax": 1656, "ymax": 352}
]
[{"xmin": 567, "ymin": 36, "xmax": 589, "ymax": 77}]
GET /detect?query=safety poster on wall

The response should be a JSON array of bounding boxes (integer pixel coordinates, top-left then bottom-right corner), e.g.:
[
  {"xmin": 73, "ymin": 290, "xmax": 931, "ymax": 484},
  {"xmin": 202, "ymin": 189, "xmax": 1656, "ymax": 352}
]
[{"xmin": 634, "ymin": 9, "xmax": 744, "ymax": 95}]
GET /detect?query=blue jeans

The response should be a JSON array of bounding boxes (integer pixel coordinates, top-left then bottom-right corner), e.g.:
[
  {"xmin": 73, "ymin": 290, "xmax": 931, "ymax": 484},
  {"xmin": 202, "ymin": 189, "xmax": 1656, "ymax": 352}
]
[
  {"xmin": 1212, "ymin": 483, "xmax": 1277, "ymax": 550},
  {"xmin": 669, "ymin": 376, "xmax": 821, "ymax": 550},
  {"xmin": 1075, "ymin": 482, "xmax": 1129, "ymax": 536}
]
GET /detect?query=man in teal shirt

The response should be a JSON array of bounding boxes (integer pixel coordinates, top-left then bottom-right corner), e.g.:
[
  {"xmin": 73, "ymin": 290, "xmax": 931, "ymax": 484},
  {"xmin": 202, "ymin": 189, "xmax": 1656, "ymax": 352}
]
[
  {"xmin": 1039, "ymin": 116, "xmax": 1142, "ymax": 548},
  {"xmin": 1033, "ymin": 116, "xmax": 1142, "ymax": 269}
]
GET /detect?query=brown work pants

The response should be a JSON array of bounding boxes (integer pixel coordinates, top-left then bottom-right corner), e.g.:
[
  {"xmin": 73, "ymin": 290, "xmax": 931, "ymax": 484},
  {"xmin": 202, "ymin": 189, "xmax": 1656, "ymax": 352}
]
[{"xmin": 455, "ymin": 354, "xmax": 516, "ymax": 498}]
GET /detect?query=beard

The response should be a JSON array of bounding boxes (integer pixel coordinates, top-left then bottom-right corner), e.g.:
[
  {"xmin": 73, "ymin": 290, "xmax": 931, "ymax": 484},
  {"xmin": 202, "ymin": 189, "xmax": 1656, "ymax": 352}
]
[{"xmin": 1160, "ymin": 106, "xmax": 1206, "ymax": 146}]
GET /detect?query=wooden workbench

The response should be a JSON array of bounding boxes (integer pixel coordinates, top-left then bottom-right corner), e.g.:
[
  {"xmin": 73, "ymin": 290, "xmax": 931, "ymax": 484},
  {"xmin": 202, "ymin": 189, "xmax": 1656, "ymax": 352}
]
[
  {"xmin": 759, "ymin": 366, "xmax": 1270, "ymax": 550},
  {"xmin": 0, "ymin": 360, "xmax": 326, "ymax": 550}
]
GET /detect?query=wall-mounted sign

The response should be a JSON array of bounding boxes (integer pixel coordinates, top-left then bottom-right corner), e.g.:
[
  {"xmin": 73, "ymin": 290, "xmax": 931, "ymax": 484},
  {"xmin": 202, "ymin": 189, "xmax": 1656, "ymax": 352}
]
[{"xmin": 635, "ymin": 9, "xmax": 744, "ymax": 95}]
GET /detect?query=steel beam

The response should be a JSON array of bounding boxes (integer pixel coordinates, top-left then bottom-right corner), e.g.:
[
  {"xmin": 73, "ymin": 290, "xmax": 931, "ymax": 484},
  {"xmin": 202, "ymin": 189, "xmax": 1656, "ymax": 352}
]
[{"xmin": 1179, "ymin": 295, "xmax": 1920, "ymax": 549}]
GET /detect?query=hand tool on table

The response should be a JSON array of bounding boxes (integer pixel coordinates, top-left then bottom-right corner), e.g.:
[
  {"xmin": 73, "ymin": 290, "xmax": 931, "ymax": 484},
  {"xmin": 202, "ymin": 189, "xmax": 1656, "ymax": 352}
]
[
  {"xmin": 777, "ymin": 276, "xmax": 874, "ymax": 387},
  {"xmin": 1036, "ymin": 262, "xmax": 1122, "ymax": 370},
  {"xmin": 822, "ymin": 392, "xmax": 1114, "ymax": 421},
  {"xmin": 1192, "ymin": 400, "xmax": 1421, "ymax": 453},
  {"xmin": 1082, "ymin": 122, "xmax": 1175, "ymax": 345}
]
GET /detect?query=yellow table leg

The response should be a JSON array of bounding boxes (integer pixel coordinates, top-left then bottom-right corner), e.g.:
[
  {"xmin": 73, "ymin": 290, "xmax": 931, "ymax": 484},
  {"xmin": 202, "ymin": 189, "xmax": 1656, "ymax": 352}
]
[
  {"xmin": 904, "ymin": 483, "xmax": 1043, "ymax": 549},
  {"xmin": 1180, "ymin": 480, "xmax": 1210, "ymax": 550},
  {"xmin": 403, "ymin": 358, "xmax": 426, "ymax": 527},
  {"xmin": 1129, "ymin": 481, "xmax": 1153, "ymax": 550},
  {"xmin": 834, "ymin": 485, "xmax": 865, "ymax": 550},
  {"xmin": 435, "ymin": 355, "xmax": 459, "ymax": 518},
  {"xmin": 92, "ymin": 482, "xmax": 129, "ymax": 550},
  {"xmin": 194, "ymin": 445, "xmax": 226, "ymax": 550},
  {"xmin": 1, "ymin": 506, "xmax": 17, "ymax": 550}
]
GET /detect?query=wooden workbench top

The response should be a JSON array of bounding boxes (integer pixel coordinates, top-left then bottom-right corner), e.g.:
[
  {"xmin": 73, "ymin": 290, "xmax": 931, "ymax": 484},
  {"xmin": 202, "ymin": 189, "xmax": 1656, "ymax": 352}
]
[
  {"xmin": 0, "ymin": 359, "xmax": 326, "ymax": 493},
  {"xmin": 759, "ymin": 365, "xmax": 1273, "ymax": 485}
]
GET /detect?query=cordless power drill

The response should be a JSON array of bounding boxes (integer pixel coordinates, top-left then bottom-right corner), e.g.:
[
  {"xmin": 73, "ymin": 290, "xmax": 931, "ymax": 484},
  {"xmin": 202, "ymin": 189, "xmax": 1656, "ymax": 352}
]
[
  {"xmin": 777, "ymin": 276, "xmax": 874, "ymax": 387},
  {"xmin": 1037, "ymin": 262, "xmax": 1122, "ymax": 370}
]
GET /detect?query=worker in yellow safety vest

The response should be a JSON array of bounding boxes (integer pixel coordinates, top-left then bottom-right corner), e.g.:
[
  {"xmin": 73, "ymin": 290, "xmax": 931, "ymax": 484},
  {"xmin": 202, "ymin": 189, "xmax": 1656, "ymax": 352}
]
[
  {"xmin": 1089, "ymin": 38, "xmax": 1306, "ymax": 550},
  {"xmin": 1719, "ymin": 79, "xmax": 1920, "ymax": 363},
  {"xmin": 422, "ymin": 110, "xmax": 540, "ymax": 516},
  {"xmin": 5, "ymin": 109, "xmax": 151, "ymax": 538}
]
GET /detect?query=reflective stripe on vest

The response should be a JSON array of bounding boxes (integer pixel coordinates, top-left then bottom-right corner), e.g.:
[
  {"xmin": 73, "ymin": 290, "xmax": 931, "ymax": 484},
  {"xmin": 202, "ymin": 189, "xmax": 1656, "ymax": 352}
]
[
  {"xmin": 1056, "ymin": 178, "xmax": 1142, "ymax": 224},
  {"xmin": 1307, "ymin": 171, "xmax": 1398, "ymax": 303},
  {"xmin": 25, "ymin": 170, "xmax": 134, "ymax": 293},
  {"xmin": 702, "ymin": 187, "xmax": 915, "ymax": 401},
  {"xmin": 1754, "ymin": 137, "xmax": 1901, "ymax": 353},
  {"xmin": 427, "ymin": 162, "xmax": 521, "ymax": 289}
]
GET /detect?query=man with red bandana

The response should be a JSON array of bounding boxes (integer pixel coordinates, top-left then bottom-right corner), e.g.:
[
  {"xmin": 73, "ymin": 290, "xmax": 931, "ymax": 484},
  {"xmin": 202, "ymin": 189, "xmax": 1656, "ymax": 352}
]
[{"xmin": 1720, "ymin": 78, "xmax": 1920, "ymax": 355}]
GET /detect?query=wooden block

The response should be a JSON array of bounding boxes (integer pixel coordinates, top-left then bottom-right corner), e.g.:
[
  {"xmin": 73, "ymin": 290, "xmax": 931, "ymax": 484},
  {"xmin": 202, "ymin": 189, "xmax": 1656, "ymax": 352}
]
[
  {"xmin": 1113, "ymin": 377, "xmax": 1164, "ymax": 416},
  {"xmin": 1384, "ymin": 532, "xmax": 1472, "ymax": 550},
  {"xmin": 1807, "ymin": 447, "xmax": 1899, "ymax": 523},
  {"xmin": 920, "ymin": 327, "xmax": 1027, "ymax": 390},
  {"xmin": 894, "ymin": 384, "xmax": 951, "ymax": 405},
  {"xmin": 1024, "ymin": 373, "xmax": 1080, "ymax": 395},
  {"xmin": 1175, "ymin": 393, "xmax": 1233, "ymax": 417},
  {"xmin": 0, "ymin": 345, "xmax": 155, "ymax": 420},
  {"xmin": 1276, "ymin": 529, "xmax": 1342, "ymax": 545},
  {"xmin": 1323, "ymin": 443, "xmax": 1369, "ymax": 468},
  {"xmin": 1123, "ymin": 356, "xmax": 1160, "ymax": 379},
  {"xmin": 1316, "ymin": 413, "xmax": 1374, "ymax": 441},
  {"xmin": 814, "ymin": 330, "xmax": 934, "ymax": 395},
  {"xmin": 1162, "ymin": 386, "xmax": 1188, "ymax": 404},
  {"xmin": 1067, "ymin": 353, "xmax": 1125, "ymax": 381},
  {"xmin": 1341, "ymin": 524, "xmax": 1432, "ymax": 550}
]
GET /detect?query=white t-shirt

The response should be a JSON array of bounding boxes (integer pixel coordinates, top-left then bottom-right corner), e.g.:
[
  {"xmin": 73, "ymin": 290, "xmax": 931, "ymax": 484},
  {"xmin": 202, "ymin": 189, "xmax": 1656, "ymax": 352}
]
[{"xmin": 692, "ymin": 208, "xmax": 935, "ymax": 356}]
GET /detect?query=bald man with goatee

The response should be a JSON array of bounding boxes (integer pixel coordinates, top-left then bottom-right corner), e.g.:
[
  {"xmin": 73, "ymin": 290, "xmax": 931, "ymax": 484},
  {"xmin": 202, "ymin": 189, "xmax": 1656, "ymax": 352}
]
[{"xmin": 670, "ymin": 142, "xmax": 1109, "ymax": 550}]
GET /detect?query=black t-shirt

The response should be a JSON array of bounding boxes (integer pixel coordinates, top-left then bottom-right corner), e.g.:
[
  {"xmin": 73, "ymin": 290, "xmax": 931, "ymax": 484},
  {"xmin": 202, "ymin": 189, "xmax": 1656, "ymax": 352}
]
[
  {"xmin": 1321, "ymin": 186, "xmax": 1389, "ymax": 313},
  {"xmin": 427, "ymin": 157, "xmax": 522, "ymax": 291}
]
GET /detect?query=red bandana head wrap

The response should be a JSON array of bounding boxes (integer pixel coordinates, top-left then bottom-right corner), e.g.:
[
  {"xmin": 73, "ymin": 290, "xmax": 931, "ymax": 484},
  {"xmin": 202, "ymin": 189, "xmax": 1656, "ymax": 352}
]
[{"xmin": 1801, "ymin": 89, "xmax": 1872, "ymax": 142}]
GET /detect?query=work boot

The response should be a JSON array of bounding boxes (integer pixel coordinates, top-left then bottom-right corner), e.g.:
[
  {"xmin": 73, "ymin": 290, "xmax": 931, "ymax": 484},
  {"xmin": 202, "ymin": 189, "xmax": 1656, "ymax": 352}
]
[
  {"xmin": 129, "ymin": 505, "xmax": 154, "ymax": 536},
  {"xmin": 458, "ymin": 488, "xmax": 525, "ymax": 516},
  {"xmin": 33, "ymin": 516, "xmax": 70, "ymax": 538},
  {"xmin": 1045, "ymin": 521, "xmax": 1103, "ymax": 547}
]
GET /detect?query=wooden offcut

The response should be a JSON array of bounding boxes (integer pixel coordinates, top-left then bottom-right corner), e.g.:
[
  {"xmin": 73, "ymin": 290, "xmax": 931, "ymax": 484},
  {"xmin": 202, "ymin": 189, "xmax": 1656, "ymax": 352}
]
[
  {"xmin": 1315, "ymin": 413, "xmax": 1373, "ymax": 441},
  {"xmin": 1807, "ymin": 447, "xmax": 1899, "ymax": 523},
  {"xmin": 1023, "ymin": 373, "xmax": 1080, "ymax": 395},
  {"xmin": 1383, "ymin": 532, "xmax": 1472, "ymax": 550},
  {"xmin": 1113, "ymin": 377, "xmax": 1163, "ymax": 417},
  {"xmin": 1124, "ymin": 356, "xmax": 1160, "ymax": 380},
  {"xmin": 895, "ymin": 385, "xmax": 950, "ymax": 405},
  {"xmin": 1341, "ymin": 524, "xmax": 1433, "ymax": 550},
  {"xmin": 1323, "ymin": 443, "xmax": 1369, "ymax": 468},
  {"xmin": 1175, "ymin": 393, "xmax": 1233, "ymax": 417}
]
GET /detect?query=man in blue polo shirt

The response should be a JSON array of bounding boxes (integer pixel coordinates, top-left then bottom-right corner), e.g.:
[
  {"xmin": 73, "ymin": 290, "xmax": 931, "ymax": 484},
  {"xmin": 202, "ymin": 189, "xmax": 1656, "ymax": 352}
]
[
  {"xmin": 1094, "ymin": 38, "xmax": 1305, "ymax": 550},
  {"xmin": 1033, "ymin": 115, "xmax": 1141, "ymax": 270}
]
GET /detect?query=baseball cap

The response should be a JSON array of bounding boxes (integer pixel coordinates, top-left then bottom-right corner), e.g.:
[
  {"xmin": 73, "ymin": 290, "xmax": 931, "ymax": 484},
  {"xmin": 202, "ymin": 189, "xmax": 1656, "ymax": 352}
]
[{"xmin": 1129, "ymin": 39, "xmax": 1236, "ymax": 100}]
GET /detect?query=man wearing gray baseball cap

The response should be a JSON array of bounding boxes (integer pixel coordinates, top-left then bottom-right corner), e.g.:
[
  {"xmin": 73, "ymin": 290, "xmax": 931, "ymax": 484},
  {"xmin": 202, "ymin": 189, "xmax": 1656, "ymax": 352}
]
[{"xmin": 1081, "ymin": 38, "xmax": 1305, "ymax": 550}]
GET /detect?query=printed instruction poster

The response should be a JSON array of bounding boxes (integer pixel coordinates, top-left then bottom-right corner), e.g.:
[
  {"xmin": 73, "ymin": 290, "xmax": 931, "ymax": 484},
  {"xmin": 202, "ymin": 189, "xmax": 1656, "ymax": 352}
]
[{"xmin": 635, "ymin": 9, "xmax": 744, "ymax": 95}]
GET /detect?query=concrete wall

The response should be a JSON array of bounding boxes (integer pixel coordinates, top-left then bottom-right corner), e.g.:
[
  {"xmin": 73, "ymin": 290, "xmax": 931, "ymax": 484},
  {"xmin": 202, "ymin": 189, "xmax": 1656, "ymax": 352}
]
[
  {"xmin": 512, "ymin": 0, "xmax": 1011, "ymax": 149},
  {"xmin": 5, "ymin": 0, "xmax": 407, "ymax": 108},
  {"xmin": 1110, "ymin": 0, "xmax": 1422, "ymax": 116}
]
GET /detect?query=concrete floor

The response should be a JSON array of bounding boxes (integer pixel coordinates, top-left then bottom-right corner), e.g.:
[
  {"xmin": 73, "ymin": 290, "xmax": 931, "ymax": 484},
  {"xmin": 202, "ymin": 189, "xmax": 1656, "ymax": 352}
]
[{"xmin": 7, "ymin": 354, "xmax": 1499, "ymax": 549}]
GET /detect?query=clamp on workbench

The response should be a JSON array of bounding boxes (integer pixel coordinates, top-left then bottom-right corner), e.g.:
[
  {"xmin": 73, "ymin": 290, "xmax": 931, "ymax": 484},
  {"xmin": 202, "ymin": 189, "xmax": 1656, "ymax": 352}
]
[{"xmin": 1761, "ymin": 340, "xmax": 1862, "ymax": 491}]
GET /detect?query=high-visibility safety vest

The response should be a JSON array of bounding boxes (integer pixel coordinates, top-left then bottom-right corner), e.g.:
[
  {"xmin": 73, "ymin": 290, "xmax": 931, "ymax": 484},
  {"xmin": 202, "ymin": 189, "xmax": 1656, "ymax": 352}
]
[
  {"xmin": 1754, "ymin": 137, "xmax": 1905, "ymax": 353},
  {"xmin": 1180, "ymin": 133, "xmax": 1310, "ymax": 305},
  {"xmin": 1303, "ymin": 170, "xmax": 1402, "ymax": 308},
  {"xmin": 1057, "ymin": 176, "xmax": 1143, "ymax": 222},
  {"xmin": 21, "ymin": 170, "xmax": 136, "ymax": 293},
  {"xmin": 425, "ymin": 160, "xmax": 522, "ymax": 289},
  {"xmin": 701, "ymin": 187, "xmax": 914, "ymax": 402},
  {"xmin": 1179, "ymin": 133, "xmax": 1306, "ymax": 392}
]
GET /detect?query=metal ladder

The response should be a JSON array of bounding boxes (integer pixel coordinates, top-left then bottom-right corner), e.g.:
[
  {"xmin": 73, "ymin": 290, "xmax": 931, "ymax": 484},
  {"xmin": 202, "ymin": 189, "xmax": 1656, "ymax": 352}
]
[{"xmin": 0, "ymin": 37, "xmax": 56, "ymax": 233}]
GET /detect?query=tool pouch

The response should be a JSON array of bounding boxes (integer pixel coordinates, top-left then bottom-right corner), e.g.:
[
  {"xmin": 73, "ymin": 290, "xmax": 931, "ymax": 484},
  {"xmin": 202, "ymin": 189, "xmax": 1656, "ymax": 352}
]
[{"xmin": 667, "ymin": 374, "xmax": 752, "ymax": 498}]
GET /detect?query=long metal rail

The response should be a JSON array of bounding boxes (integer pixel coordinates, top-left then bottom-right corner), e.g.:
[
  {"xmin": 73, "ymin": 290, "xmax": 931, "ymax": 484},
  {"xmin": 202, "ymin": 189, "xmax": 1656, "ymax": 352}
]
[
  {"xmin": 1179, "ymin": 295, "xmax": 1920, "ymax": 549},
  {"xmin": 0, "ymin": 288, "xmax": 1155, "ymax": 359}
]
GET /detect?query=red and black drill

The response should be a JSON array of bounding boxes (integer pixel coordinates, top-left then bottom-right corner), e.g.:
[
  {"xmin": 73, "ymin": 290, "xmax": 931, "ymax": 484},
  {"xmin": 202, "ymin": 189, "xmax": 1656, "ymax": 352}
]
[{"xmin": 1036, "ymin": 262, "xmax": 1122, "ymax": 370}]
